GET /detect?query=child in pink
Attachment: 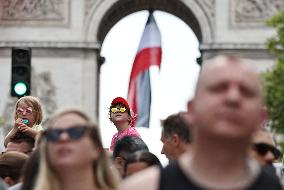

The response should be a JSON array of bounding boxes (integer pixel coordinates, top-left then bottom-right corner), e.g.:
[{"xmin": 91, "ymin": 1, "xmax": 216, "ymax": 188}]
[{"xmin": 109, "ymin": 97, "xmax": 141, "ymax": 151}]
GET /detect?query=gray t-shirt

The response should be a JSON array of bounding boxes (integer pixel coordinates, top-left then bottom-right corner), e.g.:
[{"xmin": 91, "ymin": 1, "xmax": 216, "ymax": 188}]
[
  {"xmin": 7, "ymin": 183, "xmax": 21, "ymax": 190},
  {"xmin": 0, "ymin": 178, "xmax": 7, "ymax": 190}
]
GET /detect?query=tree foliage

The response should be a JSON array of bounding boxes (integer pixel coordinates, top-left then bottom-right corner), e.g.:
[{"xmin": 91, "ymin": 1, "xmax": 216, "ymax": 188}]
[{"xmin": 263, "ymin": 11, "xmax": 284, "ymax": 133}]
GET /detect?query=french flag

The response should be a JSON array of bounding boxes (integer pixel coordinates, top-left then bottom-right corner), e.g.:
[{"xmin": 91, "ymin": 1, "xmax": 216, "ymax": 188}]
[{"xmin": 127, "ymin": 12, "xmax": 162, "ymax": 128}]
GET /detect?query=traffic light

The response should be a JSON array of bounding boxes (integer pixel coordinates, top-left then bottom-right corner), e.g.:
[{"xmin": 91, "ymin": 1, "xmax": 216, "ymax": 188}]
[{"xmin": 11, "ymin": 47, "xmax": 31, "ymax": 97}]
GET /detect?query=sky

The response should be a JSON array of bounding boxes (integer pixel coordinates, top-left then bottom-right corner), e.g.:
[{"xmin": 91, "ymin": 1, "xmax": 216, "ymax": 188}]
[{"xmin": 99, "ymin": 10, "xmax": 200, "ymax": 164}]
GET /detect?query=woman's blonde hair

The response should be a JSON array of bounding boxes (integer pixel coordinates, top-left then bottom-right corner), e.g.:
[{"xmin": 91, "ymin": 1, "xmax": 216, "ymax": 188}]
[
  {"xmin": 33, "ymin": 108, "xmax": 120, "ymax": 190},
  {"xmin": 14, "ymin": 96, "xmax": 43, "ymax": 125}
]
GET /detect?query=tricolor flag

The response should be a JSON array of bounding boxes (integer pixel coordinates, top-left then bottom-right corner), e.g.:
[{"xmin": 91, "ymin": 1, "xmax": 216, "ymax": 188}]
[{"xmin": 127, "ymin": 12, "xmax": 162, "ymax": 128}]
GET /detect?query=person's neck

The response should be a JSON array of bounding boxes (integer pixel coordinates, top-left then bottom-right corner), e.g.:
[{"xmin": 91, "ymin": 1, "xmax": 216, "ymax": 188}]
[
  {"xmin": 174, "ymin": 143, "xmax": 190, "ymax": 159},
  {"xmin": 188, "ymin": 133, "xmax": 253, "ymax": 188},
  {"xmin": 181, "ymin": 143, "xmax": 191, "ymax": 154},
  {"xmin": 115, "ymin": 122, "xmax": 130, "ymax": 133},
  {"xmin": 58, "ymin": 166, "xmax": 97, "ymax": 190}
]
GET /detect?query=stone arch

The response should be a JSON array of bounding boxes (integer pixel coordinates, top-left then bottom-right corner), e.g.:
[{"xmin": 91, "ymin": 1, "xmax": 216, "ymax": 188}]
[{"xmin": 85, "ymin": 0, "xmax": 214, "ymax": 45}]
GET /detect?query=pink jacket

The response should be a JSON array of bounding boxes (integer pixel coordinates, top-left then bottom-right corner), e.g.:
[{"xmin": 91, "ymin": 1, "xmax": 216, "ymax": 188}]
[{"xmin": 110, "ymin": 127, "xmax": 141, "ymax": 151}]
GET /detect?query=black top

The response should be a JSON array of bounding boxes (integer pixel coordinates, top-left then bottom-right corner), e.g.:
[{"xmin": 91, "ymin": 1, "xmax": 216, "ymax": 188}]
[{"xmin": 159, "ymin": 162, "xmax": 283, "ymax": 190}]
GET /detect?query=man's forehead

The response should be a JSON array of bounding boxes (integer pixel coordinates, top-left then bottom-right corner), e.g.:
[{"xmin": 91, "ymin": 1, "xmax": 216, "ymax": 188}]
[
  {"xmin": 253, "ymin": 130, "xmax": 275, "ymax": 146},
  {"xmin": 197, "ymin": 56, "xmax": 261, "ymax": 88},
  {"xmin": 201, "ymin": 56, "xmax": 257, "ymax": 76}
]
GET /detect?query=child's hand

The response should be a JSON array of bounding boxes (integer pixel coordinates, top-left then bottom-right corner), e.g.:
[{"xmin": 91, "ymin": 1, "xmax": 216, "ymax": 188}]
[
  {"xmin": 15, "ymin": 118, "xmax": 23, "ymax": 127},
  {"xmin": 15, "ymin": 118, "xmax": 38, "ymax": 138},
  {"xmin": 19, "ymin": 126, "xmax": 38, "ymax": 138},
  {"xmin": 16, "ymin": 118, "xmax": 30, "ymax": 133},
  {"xmin": 18, "ymin": 123, "xmax": 29, "ymax": 132}
]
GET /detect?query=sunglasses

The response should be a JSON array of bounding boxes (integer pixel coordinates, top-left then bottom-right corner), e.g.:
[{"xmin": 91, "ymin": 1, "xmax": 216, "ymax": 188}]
[
  {"xmin": 111, "ymin": 107, "xmax": 127, "ymax": 113},
  {"xmin": 253, "ymin": 143, "xmax": 282, "ymax": 160},
  {"xmin": 16, "ymin": 107, "xmax": 33, "ymax": 115},
  {"xmin": 43, "ymin": 126, "xmax": 89, "ymax": 142}
]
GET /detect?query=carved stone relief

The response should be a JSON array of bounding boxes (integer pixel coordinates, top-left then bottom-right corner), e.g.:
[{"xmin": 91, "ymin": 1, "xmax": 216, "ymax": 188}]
[
  {"xmin": 31, "ymin": 71, "xmax": 57, "ymax": 116},
  {"xmin": 197, "ymin": 0, "xmax": 216, "ymax": 31},
  {"xmin": 198, "ymin": 0, "xmax": 215, "ymax": 18},
  {"xmin": 84, "ymin": 0, "xmax": 216, "ymax": 23},
  {"xmin": 0, "ymin": 0, "xmax": 70, "ymax": 26},
  {"xmin": 232, "ymin": 0, "xmax": 284, "ymax": 26},
  {"xmin": 85, "ymin": 0, "xmax": 100, "ymax": 17}
]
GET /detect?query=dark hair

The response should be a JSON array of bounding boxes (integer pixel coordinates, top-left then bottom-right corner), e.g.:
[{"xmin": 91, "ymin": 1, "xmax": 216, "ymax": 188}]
[
  {"xmin": 9, "ymin": 133, "xmax": 35, "ymax": 154},
  {"xmin": 0, "ymin": 151, "xmax": 29, "ymax": 182},
  {"xmin": 124, "ymin": 150, "xmax": 162, "ymax": 174},
  {"xmin": 10, "ymin": 133, "xmax": 35, "ymax": 146},
  {"xmin": 113, "ymin": 136, "xmax": 149, "ymax": 159},
  {"xmin": 21, "ymin": 148, "xmax": 40, "ymax": 190},
  {"xmin": 161, "ymin": 112, "xmax": 191, "ymax": 143}
]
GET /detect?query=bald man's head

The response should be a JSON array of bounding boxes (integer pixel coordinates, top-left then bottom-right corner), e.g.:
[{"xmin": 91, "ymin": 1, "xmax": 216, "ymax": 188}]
[
  {"xmin": 188, "ymin": 55, "xmax": 266, "ymax": 142},
  {"xmin": 195, "ymin": 55, "xmax": 263, "ymax": 100}
]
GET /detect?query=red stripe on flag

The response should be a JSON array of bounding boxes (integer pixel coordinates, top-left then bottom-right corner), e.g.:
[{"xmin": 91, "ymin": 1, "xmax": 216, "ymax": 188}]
[{"xmin": 129, "ymin": 47, "xmax": 162, "ymax": 81}]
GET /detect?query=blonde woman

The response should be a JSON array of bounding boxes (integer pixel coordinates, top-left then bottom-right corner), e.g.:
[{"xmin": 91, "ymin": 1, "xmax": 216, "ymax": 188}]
[{"xmin": 33, "ymin": 108, "xmax": 120, "ymax": 190}]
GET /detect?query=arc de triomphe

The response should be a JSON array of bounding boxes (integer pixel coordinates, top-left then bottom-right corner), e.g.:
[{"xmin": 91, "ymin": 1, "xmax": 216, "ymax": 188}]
[{"xmin": 0, "ymin": 0, "xmax": 282, "ymax": 141}]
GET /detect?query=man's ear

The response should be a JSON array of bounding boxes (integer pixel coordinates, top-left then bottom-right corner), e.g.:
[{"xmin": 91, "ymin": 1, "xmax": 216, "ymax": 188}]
[
  {"xmin": 186, "ymin": 100, "xmax": 195, "ymax": 124},
  {"xmin": 258, "ymin": 106, "xmax": 268, "ymax": 129},
  {"xmin": 114, "ymin": 157, "xmax": 125, "ymax": 168},
  {"xmin": 171, "ymin": 134, "xmax": 179, "ymax": 146},
  {"xmin": 114, "ymin": 157, "xmax": 126, "ymax": 177}
]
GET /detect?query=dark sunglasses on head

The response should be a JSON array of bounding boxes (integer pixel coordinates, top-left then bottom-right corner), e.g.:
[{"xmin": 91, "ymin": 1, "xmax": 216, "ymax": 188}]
[
  {"xmin": 43, "ymin": 126, "xmax": 89, "ymax": 142},
  {"xmin": 253, "ymin": 143, "xmax": 282, "ymax": 160}
]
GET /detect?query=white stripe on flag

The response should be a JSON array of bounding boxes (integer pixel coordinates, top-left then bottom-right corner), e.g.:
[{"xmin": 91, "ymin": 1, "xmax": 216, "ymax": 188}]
[
  {"xmin": 136, "ymin": 70, "xmax": 151, "ymax": 127},
  {"xmin": 138, "ymin": 15, "xmax": 161, "ymax": 51}
]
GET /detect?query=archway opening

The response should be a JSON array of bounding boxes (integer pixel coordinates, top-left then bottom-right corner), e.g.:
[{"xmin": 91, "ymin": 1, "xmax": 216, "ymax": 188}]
[{"xmin": 99, "ymin": 10, "xmax": 200, "ymax": 164}]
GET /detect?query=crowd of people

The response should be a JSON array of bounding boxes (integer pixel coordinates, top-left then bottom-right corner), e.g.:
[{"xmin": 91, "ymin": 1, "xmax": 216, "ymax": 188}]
[{"xmin": 0, "ymin": 54, "xmax": 283, "ymax": 190}]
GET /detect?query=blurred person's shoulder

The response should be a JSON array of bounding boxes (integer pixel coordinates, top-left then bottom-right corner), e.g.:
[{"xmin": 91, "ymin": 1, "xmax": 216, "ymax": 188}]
[{"xmin": 119, "ymin": 165, "xmax": 160, "ymax": 190}]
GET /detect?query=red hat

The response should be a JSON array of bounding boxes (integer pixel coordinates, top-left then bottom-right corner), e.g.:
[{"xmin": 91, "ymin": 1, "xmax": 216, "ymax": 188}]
[{"xmin": 111, "ymin": 97, "xmax": 130, "ymax": 111}]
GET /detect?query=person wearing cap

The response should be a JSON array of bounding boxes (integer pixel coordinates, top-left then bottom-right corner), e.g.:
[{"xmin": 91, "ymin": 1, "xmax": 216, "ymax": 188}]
[{"xmin": 109, "ymin": 97, "xmax": 141, "ymax": 151}]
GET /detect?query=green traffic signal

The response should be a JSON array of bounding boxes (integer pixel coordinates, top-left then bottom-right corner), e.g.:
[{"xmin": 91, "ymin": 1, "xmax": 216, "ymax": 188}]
[
  {"xmin": 11, "ymin": 47, "xmax": 31, "ymax": 98},
  {"xmin": 13, "ymin": 82, "xmax": 28, "ymax": 96}
]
